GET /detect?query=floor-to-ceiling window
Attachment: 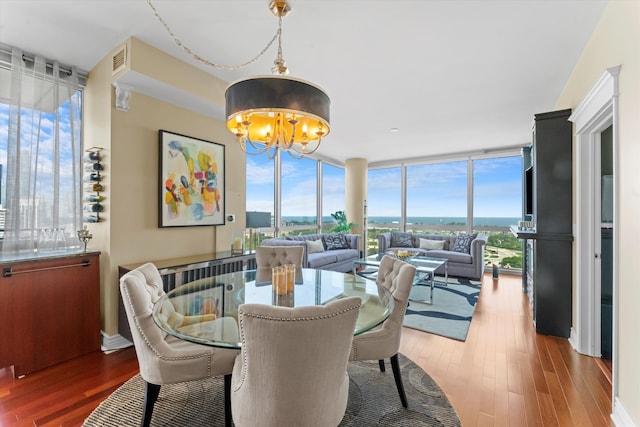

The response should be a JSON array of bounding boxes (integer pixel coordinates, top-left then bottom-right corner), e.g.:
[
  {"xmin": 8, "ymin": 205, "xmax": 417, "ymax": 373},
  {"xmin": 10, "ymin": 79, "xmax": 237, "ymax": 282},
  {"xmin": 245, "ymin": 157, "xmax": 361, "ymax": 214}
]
[
  {"xmin": 472, "ymin": 156, "xmax": 523, "ymax": 270},
  {"xmin": 321, "ymin": 162, "xmax": 345, "ymax": 233},
  {"xmin": 245, "ymin": 149, "xmax": 524, "ymax": 270},
  {"xmin": 280, "ymin": 155, "xmax": 317, "ymax": 235},
  {"xmin": 0, "ymin": 45, "xmax": 85, "ymax": 253},
  {"xmin": 367, "ymin": 153, "xmax": 523, "ymax": 270},
  {"xmin": 245, "ymin": 155, "xmax": 275, "ymax": 247},
  {"xmin": 406, "ymin": 161, "xmax": 468, "ymax": 234},
  {"xmin": 367, "ymin": 167, "xmax": 401, "ymax": 255},
  {"xmin": 246, "ymin": 155, "xmax": 346, "ymax": 239}
]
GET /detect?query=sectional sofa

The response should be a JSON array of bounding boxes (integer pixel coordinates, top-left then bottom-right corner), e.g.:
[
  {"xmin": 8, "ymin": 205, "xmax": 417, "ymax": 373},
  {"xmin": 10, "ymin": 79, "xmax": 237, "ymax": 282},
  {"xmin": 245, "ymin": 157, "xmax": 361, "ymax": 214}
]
[
  {"xmin": 260, "ymin": 233, "xmax": 361, "ymax": 273},
  {"xmin": 377, "ymin": 231, "xmax": 487, "ymax": 280}
]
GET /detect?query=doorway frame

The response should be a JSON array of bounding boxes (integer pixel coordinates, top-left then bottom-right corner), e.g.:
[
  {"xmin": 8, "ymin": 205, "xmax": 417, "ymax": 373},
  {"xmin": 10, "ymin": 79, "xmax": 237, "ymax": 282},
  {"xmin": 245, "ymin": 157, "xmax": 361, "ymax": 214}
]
[{"xmin": 568, "ymin": 65, "xmax": 620, "ymax": 403}]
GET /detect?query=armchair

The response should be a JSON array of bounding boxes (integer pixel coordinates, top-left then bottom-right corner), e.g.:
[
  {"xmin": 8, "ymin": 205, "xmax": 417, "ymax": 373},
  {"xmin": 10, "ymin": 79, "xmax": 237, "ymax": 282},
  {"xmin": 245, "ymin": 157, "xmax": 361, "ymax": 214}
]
[
  {"xmin": 349, "ymin": 255, "xmax": 416, "ymax": 408},
  {"xmin": 119, "ymin": 262, "xmax": 239, "ymax": 427},
  {"xmin": 231, "ymin": 297, "xmax": 362, "ymax": 427}
]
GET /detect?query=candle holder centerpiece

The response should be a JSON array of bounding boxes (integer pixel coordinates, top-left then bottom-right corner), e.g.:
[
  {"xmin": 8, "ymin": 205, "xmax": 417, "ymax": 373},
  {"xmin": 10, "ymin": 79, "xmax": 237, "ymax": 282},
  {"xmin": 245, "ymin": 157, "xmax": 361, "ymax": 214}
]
[
  {"xmin": 231, "ymin": 230, "xmax": 245, "ymax": 255},
  {"xmin": 77, "ymin": 227, "xmax": 93, "ymax": 252}
]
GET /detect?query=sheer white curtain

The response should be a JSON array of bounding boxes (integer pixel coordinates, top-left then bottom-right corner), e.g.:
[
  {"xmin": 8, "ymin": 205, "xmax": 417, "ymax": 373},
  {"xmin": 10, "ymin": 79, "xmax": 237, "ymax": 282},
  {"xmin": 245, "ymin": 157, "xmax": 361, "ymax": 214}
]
[{"xmin": 1, "ymin": 45, "xmax": 83, "ymax": 253}]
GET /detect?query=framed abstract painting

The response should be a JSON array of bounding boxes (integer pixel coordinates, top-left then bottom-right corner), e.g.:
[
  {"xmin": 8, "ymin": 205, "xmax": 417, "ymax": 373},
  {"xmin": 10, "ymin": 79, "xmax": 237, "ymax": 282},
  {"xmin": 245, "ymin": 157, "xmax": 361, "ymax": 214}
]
[{"xmin": 158, "ymin": 130, "xmax": 225, "ymax": 227}]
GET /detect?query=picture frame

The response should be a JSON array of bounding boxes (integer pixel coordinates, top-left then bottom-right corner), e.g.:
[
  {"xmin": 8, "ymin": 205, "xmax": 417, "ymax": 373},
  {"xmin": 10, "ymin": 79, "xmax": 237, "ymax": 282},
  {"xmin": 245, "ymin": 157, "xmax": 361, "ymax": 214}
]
[{"xmin": 158, "ymin": 130, "xmax": 225, "ymax": 227}]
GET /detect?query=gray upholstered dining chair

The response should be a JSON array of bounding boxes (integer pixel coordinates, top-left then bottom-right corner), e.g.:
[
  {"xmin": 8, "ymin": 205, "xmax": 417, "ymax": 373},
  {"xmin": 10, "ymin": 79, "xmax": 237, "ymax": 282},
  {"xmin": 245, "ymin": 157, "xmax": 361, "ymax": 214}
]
[
  {"xmin": 231, "ymin": 297, "xmax": 362, "ymax": 427},
  {"xmin": 349, "ymin": 255, "xmax": 416, "ymax": 408},
  {"xmin": 119, "ymin": 262, "xmax": 239, "ymax": 427},
  {"xmin": 255, "ymin": 245, "xmax": 304, "ymax": 282}
]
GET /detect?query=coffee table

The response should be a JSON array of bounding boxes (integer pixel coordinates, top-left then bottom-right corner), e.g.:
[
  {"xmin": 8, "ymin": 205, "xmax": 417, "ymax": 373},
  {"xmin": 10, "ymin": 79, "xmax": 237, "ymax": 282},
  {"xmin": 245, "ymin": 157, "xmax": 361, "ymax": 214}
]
[{"xmin": 353, "ymin": 254, "xmax": 448, "ymax": 305}]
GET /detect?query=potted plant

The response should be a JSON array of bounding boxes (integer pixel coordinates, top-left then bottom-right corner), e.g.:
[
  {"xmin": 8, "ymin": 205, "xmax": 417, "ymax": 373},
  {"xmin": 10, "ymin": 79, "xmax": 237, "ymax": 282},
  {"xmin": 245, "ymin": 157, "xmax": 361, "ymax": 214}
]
[{"xmin": 330, "ymin": 211, "xmax": 357, "ymax": 233}]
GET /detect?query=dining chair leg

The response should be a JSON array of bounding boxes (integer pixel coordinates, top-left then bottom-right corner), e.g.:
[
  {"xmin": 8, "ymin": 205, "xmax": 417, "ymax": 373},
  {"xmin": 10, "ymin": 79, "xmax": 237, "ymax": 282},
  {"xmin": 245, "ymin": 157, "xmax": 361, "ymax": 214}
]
[
  {"xmin": 141, "ymin": 382, "xmax": 161, "ymax": 427},
  {"xmin": 224, "ymin": 374, "xmax": 232, "ymax": 427},
  {"xmin": 390, "ymin": 354, "xmax": 408, "ymax": 408},
  {"xmin": 378, "ymin": 359, "xmax": 386, "ymax": 372}
]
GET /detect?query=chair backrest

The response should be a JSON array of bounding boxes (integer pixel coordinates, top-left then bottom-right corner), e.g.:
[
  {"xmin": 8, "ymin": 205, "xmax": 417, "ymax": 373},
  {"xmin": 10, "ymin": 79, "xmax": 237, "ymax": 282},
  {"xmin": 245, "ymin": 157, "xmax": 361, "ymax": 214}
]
[
  {"xmin": 120, "ymin": 262, "xmax": 167, "ymax": 346},
  {"xmin": 231, "ymin": 297, "xmax": 361, "ymax": 427},
  {"xmin": 255, "ymin": 245, "xmax": 304, "ymax": 282},
  {"xmin": 374, "ymin": 255, "xmax": 417, "ymax": 350},
  {"xmin": 120, "ymin": 262, "xmax": 236, "ymax": 384}
]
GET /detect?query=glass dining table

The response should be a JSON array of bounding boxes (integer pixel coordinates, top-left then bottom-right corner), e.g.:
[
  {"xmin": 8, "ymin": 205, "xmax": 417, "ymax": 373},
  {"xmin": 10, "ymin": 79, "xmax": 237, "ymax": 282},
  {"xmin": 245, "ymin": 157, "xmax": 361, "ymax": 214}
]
[{"xmin": 152, "ymin": 268, "xmax": 394, "ymax": 349}]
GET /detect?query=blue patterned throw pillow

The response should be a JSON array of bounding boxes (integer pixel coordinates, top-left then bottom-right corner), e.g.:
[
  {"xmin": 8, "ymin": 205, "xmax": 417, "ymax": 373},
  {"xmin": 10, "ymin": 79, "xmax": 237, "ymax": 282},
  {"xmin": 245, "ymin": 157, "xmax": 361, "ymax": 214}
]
[
  {"xmin": 452, "ymin": 233, "xmax": 477, "ymax": 253},
  {"xmin": 323, "ymin": 233, "xmax": 349, "ymax": 250},
  {"xmin": 390, "ymin": 232, "xmax": 413, "ymax": 248}
]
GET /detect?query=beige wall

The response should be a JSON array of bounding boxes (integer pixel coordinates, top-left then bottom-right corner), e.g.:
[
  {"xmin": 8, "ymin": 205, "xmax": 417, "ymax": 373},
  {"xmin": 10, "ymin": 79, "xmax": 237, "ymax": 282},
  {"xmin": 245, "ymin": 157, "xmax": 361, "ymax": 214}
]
[
  {"xmin": 345, "ymin": 158, "xmax": 368, "ymax": 251},
  {"xmin": 129, "ymin": 37, "xmax": 227, "ymax": 106},
  {"xmin": 555, "ymin": 1, "xmax": 640, "ymax": 423},
  {"xmin": 85, "ymin": 38, "xmax": 246, "ymax": 336},
  {"xmin": 84, "ymin": 42, "xmax": 114, "ymax": 333}
]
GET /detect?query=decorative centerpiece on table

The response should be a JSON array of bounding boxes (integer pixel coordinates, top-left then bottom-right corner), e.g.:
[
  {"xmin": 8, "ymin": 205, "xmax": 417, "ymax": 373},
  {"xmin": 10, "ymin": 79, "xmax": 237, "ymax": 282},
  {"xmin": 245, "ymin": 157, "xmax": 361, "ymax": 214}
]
[{"xmin": 385, "ymin": 249, "xmax": 420, "ymax": 262}]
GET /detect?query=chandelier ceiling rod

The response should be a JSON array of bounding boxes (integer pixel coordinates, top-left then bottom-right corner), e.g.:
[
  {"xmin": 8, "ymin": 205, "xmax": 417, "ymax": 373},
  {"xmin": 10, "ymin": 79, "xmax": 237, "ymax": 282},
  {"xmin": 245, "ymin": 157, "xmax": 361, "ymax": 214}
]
[{"xmin": 146, "ymin": 0, "xmax": 280, "ymax": 71}]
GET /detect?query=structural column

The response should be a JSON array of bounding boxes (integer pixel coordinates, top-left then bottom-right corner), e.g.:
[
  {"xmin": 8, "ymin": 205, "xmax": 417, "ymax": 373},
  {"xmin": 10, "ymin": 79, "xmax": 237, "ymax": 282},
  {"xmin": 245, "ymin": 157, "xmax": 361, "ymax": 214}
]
[{"xmin": 345, "ymin": 158, "xmax": 368, "ymax": 254}]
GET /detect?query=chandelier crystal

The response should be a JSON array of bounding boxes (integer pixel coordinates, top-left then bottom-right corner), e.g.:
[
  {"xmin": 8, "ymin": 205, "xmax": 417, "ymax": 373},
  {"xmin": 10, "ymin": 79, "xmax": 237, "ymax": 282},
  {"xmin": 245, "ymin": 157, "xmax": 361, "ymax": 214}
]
[{"xmin": 225, "ymin": 0, "xmax": 330, "ymax": 159}]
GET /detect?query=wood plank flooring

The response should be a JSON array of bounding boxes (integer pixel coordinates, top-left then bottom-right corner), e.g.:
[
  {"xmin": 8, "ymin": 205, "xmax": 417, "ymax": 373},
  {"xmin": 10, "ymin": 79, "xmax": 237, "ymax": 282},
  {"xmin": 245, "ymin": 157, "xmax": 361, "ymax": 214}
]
[
  {"xmin": 0, "ymin": 272, "xmax": 612, "ymax": 426},
  {"xmin": 0, "ymin": 347, "xmax": 139, "ymax": 426},
  {"xmin": 399, "ymin": 272, "xmax": 613, "ymax": 427}
]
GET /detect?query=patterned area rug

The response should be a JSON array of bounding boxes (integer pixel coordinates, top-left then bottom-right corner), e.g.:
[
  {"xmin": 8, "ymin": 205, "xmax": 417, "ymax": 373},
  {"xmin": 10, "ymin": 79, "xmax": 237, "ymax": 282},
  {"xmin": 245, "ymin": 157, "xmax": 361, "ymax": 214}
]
[
  {"xmin": 84, "ymin": 354, "xmax": 460, "ymax": 426},
  {"xmin": 403, "ymin": 277, "xmax": 481, "ymax": 341}
]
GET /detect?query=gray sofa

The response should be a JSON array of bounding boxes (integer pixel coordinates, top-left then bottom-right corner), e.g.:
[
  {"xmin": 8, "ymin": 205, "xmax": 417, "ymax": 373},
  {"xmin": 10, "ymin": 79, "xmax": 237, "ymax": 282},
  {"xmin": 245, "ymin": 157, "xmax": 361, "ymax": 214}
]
[
  {"xmin": 377, "ymin": 232, "xmax": 487, "ymax": 280},
  {"xmin": 260, "ymin": 233, "xmax": 361, "ymax": 273}
]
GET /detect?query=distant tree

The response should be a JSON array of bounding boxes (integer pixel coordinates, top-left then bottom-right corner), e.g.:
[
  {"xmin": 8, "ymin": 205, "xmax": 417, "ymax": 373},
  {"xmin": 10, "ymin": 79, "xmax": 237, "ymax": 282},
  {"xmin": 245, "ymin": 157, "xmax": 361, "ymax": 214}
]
[
  {"xmin": 500, "ymin": 256, "xmax": 522, "ymax": 269},
  {"xmin": 487, "ymin": 232, "xmax": 521, "ymax": 250}
]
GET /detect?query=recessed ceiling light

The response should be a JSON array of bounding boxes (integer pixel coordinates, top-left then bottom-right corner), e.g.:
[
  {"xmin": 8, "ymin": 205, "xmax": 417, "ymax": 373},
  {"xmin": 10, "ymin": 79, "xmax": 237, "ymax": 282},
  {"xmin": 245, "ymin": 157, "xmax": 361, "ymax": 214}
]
[{"xmin": 390, "ymin": 127, "xmax": 400, "ymax": 132}]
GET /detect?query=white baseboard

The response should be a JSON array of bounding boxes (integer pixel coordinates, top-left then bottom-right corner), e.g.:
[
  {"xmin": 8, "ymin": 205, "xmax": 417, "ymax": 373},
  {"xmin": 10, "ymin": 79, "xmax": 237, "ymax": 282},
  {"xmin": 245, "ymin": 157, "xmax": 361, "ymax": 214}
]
[
  {"xmin": 611, "ymin": 397, "xmax": 636, "ymax": 427},
  {"xmin": 101, "ymin": 331, "xmax": 133, "ymax": 354},
  {"xmin": 569, "ymin": 327, "xmax": 579, "ymax": 352}
]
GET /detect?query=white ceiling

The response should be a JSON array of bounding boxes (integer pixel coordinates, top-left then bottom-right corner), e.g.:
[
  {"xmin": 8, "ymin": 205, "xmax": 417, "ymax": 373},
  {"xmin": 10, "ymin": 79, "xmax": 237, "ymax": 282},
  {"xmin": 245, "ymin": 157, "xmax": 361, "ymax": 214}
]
[{"xmin": 0, "ymin": 0, "xmax": 608, "ymax": 165}]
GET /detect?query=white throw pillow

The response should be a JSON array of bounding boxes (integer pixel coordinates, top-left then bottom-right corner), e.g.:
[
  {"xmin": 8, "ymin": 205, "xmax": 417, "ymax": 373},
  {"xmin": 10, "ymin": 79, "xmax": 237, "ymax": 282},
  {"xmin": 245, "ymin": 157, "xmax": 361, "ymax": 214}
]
[
  {"xmin": 419, "ymin": 238, "xmax": 445, "ymax": 250},
  {"xmin": 307, "ymin": 239, "xmax": 325, "ymax": 254}
]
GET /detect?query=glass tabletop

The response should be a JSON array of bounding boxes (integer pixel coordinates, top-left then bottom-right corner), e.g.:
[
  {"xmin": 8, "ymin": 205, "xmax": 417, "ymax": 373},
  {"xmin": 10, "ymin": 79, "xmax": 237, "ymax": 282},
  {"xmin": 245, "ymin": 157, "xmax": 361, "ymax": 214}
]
[
  {"xmin": 355, "ymin": 254, "xmax": 448, "ymax": 273},
  {"xmin": 152, "ymin": 268, "xmax": 394, "ymax": 349},
  {"xmin": 406, "ymin": 256, "xmax": 448, "ymax": 271}
]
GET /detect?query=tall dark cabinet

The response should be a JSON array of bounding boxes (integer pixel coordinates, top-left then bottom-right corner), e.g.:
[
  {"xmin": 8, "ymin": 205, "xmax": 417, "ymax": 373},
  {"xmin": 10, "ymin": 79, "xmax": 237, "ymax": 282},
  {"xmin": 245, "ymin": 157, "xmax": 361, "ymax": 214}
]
[{"xmin": 517, "ymin": 109, "xmax": 573, "ymax": 338}]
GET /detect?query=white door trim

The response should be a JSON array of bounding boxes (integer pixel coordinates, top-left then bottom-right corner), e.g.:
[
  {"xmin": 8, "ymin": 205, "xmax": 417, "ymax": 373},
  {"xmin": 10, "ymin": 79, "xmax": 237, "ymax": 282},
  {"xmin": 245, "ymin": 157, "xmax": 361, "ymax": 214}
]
[{"xmin": 568, "ymin": 64, "xmax": 620, "ymax": 404}]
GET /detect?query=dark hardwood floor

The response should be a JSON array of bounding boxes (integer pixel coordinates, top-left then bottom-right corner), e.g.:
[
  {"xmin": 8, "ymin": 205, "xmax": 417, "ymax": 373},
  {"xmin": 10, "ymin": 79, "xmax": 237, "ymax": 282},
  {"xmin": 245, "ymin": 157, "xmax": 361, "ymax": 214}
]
[
  {"xmin": 0, "ymin": 347, "xmax": 139, "ymax": 426},
  {"xmin": 0, "ymin": 272, "xmax": 612, "ymax": 426}
]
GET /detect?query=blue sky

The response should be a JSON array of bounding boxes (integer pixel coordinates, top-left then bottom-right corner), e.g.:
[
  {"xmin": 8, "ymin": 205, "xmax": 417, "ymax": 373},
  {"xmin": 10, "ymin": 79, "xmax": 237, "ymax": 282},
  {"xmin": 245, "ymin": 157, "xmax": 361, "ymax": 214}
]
[
  {"xmin": 246, "ymin": 153, "xmax": 346, "ymax": 221},
  {"xmin": 3, "ymin": 103, "xmax": 521, "ymax": 221},
  {"xmin": 246, "ymin": 153, "xmax": 522, "ymax": 218},
  {"xmin": 0, "ymin": 94, "xmax": 81, "ymax": 209}
]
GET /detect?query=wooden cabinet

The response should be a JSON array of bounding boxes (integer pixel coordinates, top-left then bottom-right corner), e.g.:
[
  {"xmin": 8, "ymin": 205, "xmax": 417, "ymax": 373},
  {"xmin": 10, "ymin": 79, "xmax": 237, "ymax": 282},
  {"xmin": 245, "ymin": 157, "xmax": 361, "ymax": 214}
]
[
  {"xmin": 0, "ymin": 252, "xmax": 101, "ymax": 377},
  {"xmin": 517, "ymin": 109, "xmax": 573, "ymax": 338}
]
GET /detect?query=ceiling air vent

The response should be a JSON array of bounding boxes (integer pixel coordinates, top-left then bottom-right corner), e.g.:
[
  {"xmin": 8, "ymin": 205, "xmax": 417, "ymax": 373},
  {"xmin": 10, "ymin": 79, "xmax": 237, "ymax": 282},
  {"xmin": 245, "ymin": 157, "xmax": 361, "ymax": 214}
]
[{"xmin": 112, "ymin": 45, "xmax": 128, "ymax": 75}]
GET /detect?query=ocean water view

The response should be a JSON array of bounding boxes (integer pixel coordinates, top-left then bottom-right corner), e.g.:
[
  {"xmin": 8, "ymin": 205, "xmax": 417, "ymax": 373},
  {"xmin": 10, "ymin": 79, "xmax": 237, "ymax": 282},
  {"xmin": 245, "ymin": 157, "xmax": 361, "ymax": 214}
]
[
  {"xmin": 366, "ymin": 216, "xmax": 519, "ymax": 227},
  {"xmin": 282, "ymin": 216, "xmax": 520, "ymax": 227}
]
